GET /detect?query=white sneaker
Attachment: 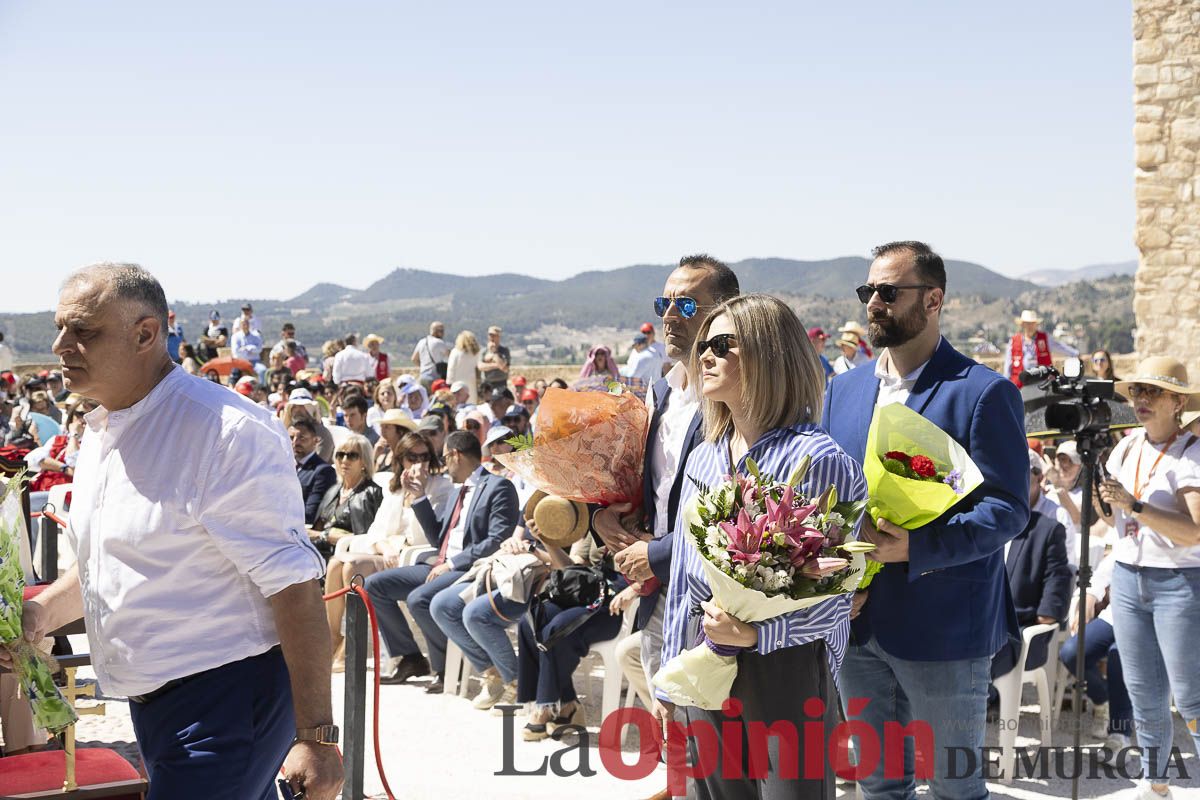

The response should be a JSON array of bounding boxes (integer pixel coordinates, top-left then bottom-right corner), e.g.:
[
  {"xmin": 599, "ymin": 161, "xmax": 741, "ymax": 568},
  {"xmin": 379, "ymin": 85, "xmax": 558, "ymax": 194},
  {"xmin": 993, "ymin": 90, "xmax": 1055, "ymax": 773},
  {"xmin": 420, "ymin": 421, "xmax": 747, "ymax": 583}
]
[
  {"xmin": 1106, "ymin": 731, "xmax": 1132, "ymax": 751},
  {"xmin": 1135, "ymin": 782, "xmax": 1171, "ymax": 799},
  {"xmin": 1090, "ymin": 702, "xmax": 1111, "ymax": 739},
  {"xmin": 471, "ymin": 670, "xmax": 507, "ymax": 710}
]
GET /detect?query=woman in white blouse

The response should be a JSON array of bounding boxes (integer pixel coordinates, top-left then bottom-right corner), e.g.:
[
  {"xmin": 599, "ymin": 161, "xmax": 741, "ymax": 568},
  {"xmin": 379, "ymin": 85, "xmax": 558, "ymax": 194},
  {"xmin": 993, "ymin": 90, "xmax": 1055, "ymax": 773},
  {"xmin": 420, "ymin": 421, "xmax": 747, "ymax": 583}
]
[
  {"xmin": 1098, "ymin": 357, "xmax": 1200, "ymax": 799},
  {"xmin": 447, "ymin": 330, "xmax": 481, "ymax": 404},
  {"xmin": 324, "ymin": 431, "xmax": 455, "ymax": 670}
]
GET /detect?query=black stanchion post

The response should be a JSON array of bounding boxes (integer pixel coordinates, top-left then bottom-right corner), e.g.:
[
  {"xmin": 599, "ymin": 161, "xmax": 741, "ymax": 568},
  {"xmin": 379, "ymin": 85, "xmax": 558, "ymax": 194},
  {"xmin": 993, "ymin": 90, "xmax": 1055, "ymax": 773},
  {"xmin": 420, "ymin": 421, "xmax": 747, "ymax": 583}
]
[
  {"xmin": 40, "ymin": 514, "xmax": 58, "ymax": 581},
  {"xmin": 342, "ymin": 587, "xmax": 368, "ymax": 800}
]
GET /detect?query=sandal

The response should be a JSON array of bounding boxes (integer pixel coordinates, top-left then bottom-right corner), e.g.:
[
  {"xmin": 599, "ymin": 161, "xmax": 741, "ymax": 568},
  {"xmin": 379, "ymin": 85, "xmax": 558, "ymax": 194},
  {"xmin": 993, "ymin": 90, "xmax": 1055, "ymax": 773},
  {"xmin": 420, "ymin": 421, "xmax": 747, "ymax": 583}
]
[
  {"xmin": 522, "ymin": 722, "xmax": 549, "ymax": 742},
  {"xmin": 546, "ymin": 703, "xmax": 585, "ymax": 734}
]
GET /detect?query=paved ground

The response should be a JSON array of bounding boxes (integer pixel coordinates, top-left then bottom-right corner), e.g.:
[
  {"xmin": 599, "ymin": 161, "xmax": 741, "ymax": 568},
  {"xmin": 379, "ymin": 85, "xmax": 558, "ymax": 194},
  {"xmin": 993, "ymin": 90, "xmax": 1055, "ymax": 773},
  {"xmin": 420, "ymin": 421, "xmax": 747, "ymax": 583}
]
[{"xmin": 58, "ymin": 629, "xmax": 1198, "ymax": 800}]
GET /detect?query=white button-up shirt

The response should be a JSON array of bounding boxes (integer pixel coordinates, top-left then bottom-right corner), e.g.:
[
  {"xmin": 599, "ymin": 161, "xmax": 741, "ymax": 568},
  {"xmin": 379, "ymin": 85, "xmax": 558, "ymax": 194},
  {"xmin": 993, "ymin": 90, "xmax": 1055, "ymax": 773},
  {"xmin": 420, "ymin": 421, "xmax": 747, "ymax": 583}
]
[
  {"xmin": 331, "ymin": 345, "xmax": 374, "ymax": 384},
  {"xmin": 69, "ymin": 366, "xmax": 324, "ymax": 697},
  {"xmin": 445, "ymin": 466, "xmax": 487, "ymax": 561},
  {"xmin": 648, "ymin": 363, "xmax": 700, "ymax": 538},
  {"xmin": 874, "ymin": 348, "xmax": 931, "ymax": 408}
]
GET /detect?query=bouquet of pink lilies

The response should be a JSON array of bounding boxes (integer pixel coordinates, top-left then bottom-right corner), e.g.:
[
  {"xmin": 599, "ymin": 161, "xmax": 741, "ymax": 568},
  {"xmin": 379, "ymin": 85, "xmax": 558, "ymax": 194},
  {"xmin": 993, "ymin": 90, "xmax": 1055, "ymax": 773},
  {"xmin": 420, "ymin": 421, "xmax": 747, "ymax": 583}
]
[
  {"xmin": 690, "ymin": 456, "xmax": 873, "ymax": 599},
  {"xmin": 653, "ymin": 456, "xmax": 873, "ymax": 709}
]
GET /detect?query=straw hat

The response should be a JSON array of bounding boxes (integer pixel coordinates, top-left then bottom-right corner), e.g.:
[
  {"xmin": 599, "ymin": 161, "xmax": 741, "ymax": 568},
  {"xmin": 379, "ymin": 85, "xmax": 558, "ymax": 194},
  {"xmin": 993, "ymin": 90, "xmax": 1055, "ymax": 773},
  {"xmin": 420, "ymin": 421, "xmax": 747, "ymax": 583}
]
[
  {"xmin": 524, "ymin": 490, "xmax": 590, "ymax": 549},
  {"xmin": 363, "ymin": 333, "xmax": 385, "ymax": 346},
  {"xmin": 836, "ymin": 331, "xmax": 861, "ymax": 349},
  {"xmin": 378, "ymin": 408, "xmax": 418, "ymax": 432},
  {"xmin": 1114, "ymin": 357, "xmax": 1200, "ymax": 411},
  {"xmin": 838, "ymin": 321, "xmax": 867, "ymax": 338},
  {"xmin": 1015, "ymin": 309, "xmax": 1042, "ymax": 325}
]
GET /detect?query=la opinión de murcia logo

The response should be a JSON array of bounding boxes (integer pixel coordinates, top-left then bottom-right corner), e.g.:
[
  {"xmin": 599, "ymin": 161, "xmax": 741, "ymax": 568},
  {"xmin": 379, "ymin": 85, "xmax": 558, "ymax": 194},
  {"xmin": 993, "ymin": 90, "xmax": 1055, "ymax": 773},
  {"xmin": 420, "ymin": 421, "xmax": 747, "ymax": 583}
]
[{"xmin": 494, "ymin": 698, "xmax": 1191, "ymax": 795}]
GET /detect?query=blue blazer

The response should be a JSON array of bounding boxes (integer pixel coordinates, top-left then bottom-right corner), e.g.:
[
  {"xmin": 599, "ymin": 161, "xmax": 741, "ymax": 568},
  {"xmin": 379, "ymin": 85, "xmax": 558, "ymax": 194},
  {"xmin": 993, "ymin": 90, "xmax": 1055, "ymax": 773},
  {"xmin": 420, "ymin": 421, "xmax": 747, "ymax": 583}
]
[
  {"xmin": 413, "ymin": 469, "xmax": 519, "ymax": 572},
  {"xmin": 1006, "ymin": 510, "xmax": 1072, "ymax": 626},
  {"xmin": 296, "ymin": 454, "xmax": 337, "ymax": 526},
  {"xmin": 639, "ymin": 376, "xmax": 704, "ymax": 628},
  {"xmin": 821, "ymin": 337, "xmax": 1028, "ymax": 661}
]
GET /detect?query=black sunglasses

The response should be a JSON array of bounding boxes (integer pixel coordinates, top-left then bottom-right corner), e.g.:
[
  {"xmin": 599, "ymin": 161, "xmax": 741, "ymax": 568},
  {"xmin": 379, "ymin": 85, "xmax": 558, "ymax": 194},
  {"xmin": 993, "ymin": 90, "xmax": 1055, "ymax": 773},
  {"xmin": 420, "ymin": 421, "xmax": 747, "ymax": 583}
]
[
  {"xmin": 696, "ymin": 333, "xmax": 737, "ymax": 359},
  {"xmin": 855, "ymin": 283, "xmax": 932, "ymax": 304},
  {"xmin": 334, "ymin": 451, "xmax": 362, "ymax": 461},
  {"xmin": 403, "ymin": 450, "xmax": 431, "ymax": 462},
  {"xmin": 654, "ymin": 296, "xmax": 710, "ymax": 319}
]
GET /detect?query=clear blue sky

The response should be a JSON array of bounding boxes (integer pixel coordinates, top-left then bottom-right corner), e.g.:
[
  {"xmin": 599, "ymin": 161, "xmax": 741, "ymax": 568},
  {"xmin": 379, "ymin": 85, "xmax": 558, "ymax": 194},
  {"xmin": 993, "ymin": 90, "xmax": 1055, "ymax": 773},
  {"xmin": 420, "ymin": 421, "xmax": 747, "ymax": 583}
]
[{"xmin": 0, "ymin": 1, "xmax": 1136, "ymax": 313}]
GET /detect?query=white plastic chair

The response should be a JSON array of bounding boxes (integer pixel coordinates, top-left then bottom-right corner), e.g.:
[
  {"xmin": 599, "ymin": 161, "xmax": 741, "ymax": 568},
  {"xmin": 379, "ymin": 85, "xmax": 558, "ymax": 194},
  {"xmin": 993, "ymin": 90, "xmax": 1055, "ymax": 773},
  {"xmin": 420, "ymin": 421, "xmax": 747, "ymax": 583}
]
[
  {"xmin": 444, "ymin": 640, "xmax": 474, "ymax": 697},
  {"xmin": 992, "ymin": 622, "xmax": 1058, "ymax": 783},
  {"xmin": 587, "ymin": 598, "xmax": 640, "ymax": 721}
]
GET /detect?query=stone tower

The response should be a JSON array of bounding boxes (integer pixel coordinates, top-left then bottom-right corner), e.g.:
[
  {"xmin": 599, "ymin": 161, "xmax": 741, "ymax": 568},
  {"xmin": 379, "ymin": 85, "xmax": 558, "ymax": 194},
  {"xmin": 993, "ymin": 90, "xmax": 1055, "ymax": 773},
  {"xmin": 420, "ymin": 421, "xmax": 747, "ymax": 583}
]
[{"xmin": 1132, "ymin": 0, "xmax": 1200, "ymax": 379}]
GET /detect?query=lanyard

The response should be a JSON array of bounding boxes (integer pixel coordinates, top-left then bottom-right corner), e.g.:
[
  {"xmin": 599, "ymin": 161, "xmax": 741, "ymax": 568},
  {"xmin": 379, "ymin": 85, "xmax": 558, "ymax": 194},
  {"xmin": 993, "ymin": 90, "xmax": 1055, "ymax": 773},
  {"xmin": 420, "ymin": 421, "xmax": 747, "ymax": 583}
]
[{"xmin": 1132, "ymin": 431, "xmax": 1179, "ymax": 500}]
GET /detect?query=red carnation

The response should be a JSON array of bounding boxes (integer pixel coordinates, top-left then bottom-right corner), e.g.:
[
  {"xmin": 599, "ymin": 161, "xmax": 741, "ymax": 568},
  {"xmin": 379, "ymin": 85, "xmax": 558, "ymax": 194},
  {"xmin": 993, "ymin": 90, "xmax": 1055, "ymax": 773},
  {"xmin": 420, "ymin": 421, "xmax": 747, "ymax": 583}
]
[
  {"xmin": 884, "ymin": 451, "xmax": 911, "ymax": 465},
  {"xmin": 909, "ymin": 455, "xmax": 937, "ymax": 478}
]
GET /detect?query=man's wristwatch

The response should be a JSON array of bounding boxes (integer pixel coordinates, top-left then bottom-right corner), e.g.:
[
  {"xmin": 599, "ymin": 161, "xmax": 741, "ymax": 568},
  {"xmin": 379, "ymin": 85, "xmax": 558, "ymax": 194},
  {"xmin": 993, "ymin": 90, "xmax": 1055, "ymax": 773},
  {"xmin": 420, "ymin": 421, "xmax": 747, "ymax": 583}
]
[
  {"xmin": 1131, "ymin": 500, "xmax": 1145, "ymax": 516},
  {"xmin": 295, "ymin": 724, "xmax": 339, "ymax": 746}
]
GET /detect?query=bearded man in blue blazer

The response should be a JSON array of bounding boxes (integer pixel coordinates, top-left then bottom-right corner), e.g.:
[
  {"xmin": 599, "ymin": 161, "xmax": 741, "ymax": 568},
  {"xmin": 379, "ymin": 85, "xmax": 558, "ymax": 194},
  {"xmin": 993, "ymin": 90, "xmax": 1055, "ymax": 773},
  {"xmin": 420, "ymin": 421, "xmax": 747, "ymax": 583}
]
[{"xmin": 821, "ymin": 241, "xmax": 1029, "ymax": 800}]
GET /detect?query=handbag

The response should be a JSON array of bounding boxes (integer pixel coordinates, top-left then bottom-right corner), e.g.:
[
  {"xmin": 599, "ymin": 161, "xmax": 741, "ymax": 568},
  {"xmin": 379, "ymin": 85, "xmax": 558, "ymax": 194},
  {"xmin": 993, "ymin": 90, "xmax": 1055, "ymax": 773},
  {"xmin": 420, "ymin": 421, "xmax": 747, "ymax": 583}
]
[{"xmin": 527, "ymin": 565, "xmax": 611, "ymax": 652}]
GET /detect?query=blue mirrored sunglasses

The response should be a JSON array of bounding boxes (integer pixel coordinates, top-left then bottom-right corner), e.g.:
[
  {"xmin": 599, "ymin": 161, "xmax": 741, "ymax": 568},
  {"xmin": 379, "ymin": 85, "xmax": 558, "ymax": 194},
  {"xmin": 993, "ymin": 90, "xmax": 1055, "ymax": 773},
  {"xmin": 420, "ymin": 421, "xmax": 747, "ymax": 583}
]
[{"xmin": 654, "ymin": 296, "xmax": 704, "ymax": 318}]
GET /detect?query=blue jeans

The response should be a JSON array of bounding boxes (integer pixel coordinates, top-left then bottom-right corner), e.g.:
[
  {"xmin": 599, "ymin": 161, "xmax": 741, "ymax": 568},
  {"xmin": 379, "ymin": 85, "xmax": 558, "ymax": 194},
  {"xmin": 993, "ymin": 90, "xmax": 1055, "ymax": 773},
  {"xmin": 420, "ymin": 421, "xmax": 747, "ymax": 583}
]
[
  {"xmin": 364, "ymin": 564, "xmax": 466, "ymax": 674},
  {"xmin": 128, "ymin": 647, "xmax": 294, "ymax": 800},
  {"xmin": 838, "ymin": 635, "xmax": 992, "ymax": 800},
  {"xmin": 1059, "ymin": 618, "xmax": 1132, "ymax": 736},
  {"xmin": 430, "ymin": 587, "xmax": 527, "ymax": 683},
  {"xmin": 517, "ymin": 602, "xmax": 623, "ymax": 707},
  {"xmin": 1110, "ymin": 563, "xmax": 1200, "ymax": 784}
]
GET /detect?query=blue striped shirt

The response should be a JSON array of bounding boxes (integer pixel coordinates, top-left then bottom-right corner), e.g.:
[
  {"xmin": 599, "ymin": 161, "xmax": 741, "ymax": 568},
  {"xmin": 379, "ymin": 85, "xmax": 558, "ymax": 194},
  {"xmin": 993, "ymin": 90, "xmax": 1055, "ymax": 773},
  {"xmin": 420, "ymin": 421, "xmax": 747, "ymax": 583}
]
[{"xmin": 658, "ymin": 422, "xmax": 867, "ymax": 699}]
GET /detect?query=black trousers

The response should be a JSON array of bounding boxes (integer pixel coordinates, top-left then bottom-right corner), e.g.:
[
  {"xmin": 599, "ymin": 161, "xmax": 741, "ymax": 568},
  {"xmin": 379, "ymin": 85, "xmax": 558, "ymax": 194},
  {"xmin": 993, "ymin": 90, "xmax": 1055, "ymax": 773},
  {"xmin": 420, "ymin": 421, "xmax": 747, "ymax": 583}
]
[{"xmin": 682, "ymin": 640, "xmax": 837, "ymax": 800}]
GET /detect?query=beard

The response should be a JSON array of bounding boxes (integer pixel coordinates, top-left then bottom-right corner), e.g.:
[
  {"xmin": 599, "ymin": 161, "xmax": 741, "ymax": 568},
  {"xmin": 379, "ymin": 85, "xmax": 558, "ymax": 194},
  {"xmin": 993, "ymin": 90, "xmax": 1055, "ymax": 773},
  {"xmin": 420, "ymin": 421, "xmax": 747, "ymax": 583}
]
[{"xmin": 868, "ymin": 302, "xmax": 928, "ymax": 349}]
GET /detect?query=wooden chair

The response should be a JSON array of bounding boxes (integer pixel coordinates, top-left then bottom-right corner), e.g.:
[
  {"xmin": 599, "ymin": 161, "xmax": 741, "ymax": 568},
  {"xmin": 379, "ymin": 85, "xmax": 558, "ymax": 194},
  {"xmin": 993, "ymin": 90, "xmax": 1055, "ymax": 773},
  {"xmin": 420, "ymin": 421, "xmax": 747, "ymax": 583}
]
[{"xmin": 0, "ymin": 656, "xmax": 148, "ymax": 799}]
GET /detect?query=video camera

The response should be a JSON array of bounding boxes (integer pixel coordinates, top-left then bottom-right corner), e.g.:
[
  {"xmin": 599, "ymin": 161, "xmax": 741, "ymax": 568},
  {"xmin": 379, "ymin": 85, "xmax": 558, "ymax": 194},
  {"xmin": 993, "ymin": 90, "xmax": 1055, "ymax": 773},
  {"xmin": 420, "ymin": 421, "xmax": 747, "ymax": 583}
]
[{"xmin": 1020, "ymin": 360, "xmax": 1115, "ymax": 435}]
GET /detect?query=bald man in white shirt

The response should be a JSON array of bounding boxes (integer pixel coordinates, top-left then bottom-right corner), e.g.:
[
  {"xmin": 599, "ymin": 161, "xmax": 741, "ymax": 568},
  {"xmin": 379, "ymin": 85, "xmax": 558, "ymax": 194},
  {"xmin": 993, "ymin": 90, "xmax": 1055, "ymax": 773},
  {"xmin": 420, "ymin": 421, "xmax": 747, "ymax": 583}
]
[{"xmin": 2, "ymin": 263, "xmax": 342, "ymax": 800}]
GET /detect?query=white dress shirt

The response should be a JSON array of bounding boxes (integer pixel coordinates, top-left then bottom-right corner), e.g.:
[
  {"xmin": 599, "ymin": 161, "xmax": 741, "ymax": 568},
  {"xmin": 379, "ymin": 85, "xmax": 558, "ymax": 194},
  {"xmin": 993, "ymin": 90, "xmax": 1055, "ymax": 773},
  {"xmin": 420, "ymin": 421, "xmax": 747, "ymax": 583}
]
[
  {"xmin": 68, "ymin": 366, "xmax": 324, "ymax": 697},
  {"xmin": 332, "ymin": 345, "xmax": 374, "ymax": 384},
  {"xmin": 648, "ymin": 362, "xmax": 701, "ymax": 538},
  {"xmin": 873, "ymin": 348, "xmax": 931, "ymax": 408},
  {"xmin": 445, "ymin": 466, "xmax": 487, "ymax": 562}
]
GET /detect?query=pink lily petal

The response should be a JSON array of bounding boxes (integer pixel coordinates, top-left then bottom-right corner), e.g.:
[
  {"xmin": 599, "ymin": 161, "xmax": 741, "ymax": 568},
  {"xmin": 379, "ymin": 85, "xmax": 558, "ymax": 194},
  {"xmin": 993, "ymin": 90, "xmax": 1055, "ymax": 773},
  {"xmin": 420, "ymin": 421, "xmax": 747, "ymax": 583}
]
[{"xmin": 799, "ymin": 557, "xmax": 849, "ymax": 578}]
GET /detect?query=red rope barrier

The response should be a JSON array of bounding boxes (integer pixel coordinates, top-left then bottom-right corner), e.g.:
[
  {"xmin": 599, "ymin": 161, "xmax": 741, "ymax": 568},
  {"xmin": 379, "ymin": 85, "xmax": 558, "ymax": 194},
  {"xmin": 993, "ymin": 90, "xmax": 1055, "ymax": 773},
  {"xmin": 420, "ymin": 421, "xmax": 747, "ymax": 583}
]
[{"xmin": 322, "ymin": 582, "xmax": 397, "ymax": 800}]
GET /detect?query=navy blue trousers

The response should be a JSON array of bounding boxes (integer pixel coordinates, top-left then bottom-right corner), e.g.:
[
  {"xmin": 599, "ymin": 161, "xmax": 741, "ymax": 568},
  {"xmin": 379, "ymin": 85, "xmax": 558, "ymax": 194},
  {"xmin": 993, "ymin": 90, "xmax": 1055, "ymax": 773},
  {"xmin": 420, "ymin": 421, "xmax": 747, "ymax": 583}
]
[{"xmin": 128, "ymin": 647, "xmax": 295, "ymax": 800}]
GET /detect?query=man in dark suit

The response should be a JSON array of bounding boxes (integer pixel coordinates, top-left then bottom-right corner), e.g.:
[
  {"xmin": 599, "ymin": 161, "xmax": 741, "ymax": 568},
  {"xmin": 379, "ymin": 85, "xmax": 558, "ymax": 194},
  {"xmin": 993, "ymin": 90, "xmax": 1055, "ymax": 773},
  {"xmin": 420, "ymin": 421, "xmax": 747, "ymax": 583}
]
[
  {"xmin": 822, "ymin": 241, "xmax": 1029, "ymax": 799},
  {"xmin": 365, "ymin": 431, "xmax": 518, "ymax": 692},
  {"xmin": 992, "ymin": 450, "xmax": 1073, "ymax": 680},
  {"xmin": 290, "ymin": 417, "xmax": 336, "ymax": 527},
  {"xmin": 594, "ymin": 255, "xmax": 739, "ymax": 713}
]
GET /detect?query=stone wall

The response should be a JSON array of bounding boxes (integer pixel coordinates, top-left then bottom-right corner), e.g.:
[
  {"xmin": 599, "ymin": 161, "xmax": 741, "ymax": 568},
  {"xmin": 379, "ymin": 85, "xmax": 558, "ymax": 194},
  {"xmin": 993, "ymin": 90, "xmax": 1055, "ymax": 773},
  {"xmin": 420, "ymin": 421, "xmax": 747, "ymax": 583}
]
[{"xmin": 1133, "ymin": 0, "xmax": 1200, "ymax": 380}]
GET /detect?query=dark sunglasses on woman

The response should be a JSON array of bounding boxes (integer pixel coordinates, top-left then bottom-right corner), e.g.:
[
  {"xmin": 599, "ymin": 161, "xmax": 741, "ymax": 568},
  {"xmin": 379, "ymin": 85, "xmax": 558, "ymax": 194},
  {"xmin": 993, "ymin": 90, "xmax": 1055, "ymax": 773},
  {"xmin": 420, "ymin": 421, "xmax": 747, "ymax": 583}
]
[
  {"xmin": 403, "ymin": 451, "xmax": 431, "ymax": 462},
  {"xmin": 696, "ymin": 333, "xmax": 737, "ymax": 359},
  {"xmin": 334, "ymin": 451, "xmax": 361, "ymax": 461}
]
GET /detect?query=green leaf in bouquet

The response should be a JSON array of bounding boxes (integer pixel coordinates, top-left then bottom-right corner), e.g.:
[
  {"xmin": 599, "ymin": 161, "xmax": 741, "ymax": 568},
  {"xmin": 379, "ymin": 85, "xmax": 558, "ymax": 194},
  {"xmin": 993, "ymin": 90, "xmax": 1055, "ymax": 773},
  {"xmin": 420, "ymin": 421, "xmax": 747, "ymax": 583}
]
[
  {"xmin": 834, "ymin": 499, "xmax": 869, "ymax": 529},
  {"xmin": 505, "ymin": 433, "xmax": 535, "ymax": 451},
  {"xmin": 786, "ymin": 455, "xmax": 812, "ymax": 488}
]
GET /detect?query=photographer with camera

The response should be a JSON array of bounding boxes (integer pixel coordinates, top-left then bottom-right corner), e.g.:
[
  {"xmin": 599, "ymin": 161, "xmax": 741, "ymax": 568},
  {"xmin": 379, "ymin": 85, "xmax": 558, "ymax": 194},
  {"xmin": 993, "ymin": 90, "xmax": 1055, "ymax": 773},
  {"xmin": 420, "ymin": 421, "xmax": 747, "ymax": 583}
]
[{"xmin": 1095, "ymin": 357, "xmax": 1200, "ymax": 800}]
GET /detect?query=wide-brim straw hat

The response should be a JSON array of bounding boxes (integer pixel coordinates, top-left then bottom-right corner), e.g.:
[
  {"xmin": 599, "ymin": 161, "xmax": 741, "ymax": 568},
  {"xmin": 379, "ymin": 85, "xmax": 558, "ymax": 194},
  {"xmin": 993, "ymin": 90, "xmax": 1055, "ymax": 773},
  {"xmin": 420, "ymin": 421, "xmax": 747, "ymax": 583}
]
[
  {"xmin": 836, "ymin": 331, "xmax": 861, "ymax": 349},
  {"xmin": 838, "ymin": 321, "xmax": 866, "ymax": 338},
  {"xmin": 1114, "ymin": 357, "xmax": 1200, "ymax": 411},
  {"xmin": 378, "ymin": 408, "xmax": 418, "ymax": 432},
  {"xmin": 363, "ymin": 333, "xmax": 385, "ymax": 346},
  {"xmin": 1015, "ymin": 309, "xmax": 1042, "ymax": 325},
  {"xmin": 524, "ymin": 490, "xmax": 590, "ymax": 549}
]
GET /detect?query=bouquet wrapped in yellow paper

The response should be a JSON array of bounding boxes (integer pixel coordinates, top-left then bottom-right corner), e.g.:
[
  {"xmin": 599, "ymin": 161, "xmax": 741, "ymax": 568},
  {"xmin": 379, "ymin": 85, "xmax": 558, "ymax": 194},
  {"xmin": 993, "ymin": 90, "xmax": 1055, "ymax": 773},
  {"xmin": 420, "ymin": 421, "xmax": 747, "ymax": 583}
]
[{"xmin": 858, "ymin": 403, "xmax": 983, "ymax": 588}]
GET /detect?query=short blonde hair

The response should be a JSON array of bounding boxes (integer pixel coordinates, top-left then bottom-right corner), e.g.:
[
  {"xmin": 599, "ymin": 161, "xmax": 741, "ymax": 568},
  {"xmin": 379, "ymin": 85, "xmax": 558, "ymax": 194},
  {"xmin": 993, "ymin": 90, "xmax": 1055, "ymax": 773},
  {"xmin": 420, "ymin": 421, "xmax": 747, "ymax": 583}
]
[
  {"xmin": 337, "ymin": 433, "xmax": 376, "ymax": 480},
  {"xmin": 690, "ymin": 293, "xmax": 826, "ymax": 444},
  {"xmin": 456, "ymin": 330, "xmax": 480, "ymax": 355}
]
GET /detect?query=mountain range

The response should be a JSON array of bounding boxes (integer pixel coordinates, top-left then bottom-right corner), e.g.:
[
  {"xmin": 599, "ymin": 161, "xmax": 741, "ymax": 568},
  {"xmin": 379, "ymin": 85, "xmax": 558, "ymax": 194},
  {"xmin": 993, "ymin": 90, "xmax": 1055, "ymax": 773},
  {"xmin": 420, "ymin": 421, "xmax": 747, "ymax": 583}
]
[
  {"xmin": 1, "ymin": 256, "xmax": 1134, "ymax": 364},
  {"xmin": 1019, "ymin": 260, "xmax": 1138, "ymax": 287}
]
